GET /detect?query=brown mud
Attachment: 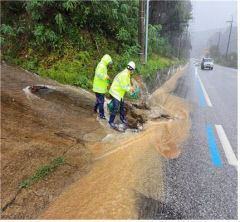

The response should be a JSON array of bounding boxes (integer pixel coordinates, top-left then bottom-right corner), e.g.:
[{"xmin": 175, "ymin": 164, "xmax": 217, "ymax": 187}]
[
  {"xmin": 1, "ymin": 63, "xmax": 102, "ymax": 219},
  {"xmin": 1, "ymin": 62, "xmax": 190, "ymax": 219}
]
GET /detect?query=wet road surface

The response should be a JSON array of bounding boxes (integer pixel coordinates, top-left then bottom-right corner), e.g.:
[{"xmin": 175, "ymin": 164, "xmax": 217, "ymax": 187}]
[{"xmin": 141, "ymin": 61, "xmax": 238, "ymax": 219}]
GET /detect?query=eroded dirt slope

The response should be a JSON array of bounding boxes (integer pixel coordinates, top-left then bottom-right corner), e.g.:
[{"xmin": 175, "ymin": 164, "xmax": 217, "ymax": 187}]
[
  {"xmin": 1, "ymin": 62, "xmax": 106, "ymax": 219},
  {"xmin": 39, "ymin": 64, "xmax": 191, "ymax": 219},
  {"xmin": 1, "ymin": 62, "xmax": 190, "ymax": 219}
]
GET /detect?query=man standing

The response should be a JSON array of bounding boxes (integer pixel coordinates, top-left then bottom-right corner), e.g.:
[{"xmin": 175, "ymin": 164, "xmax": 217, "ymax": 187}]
[
  {"xmin": 93, "ymin": 54, "xmax": 113, "ymax": 119},
  {"xmin": 108, "ymin": 61, "xmax": 135, "ymax": 129}
]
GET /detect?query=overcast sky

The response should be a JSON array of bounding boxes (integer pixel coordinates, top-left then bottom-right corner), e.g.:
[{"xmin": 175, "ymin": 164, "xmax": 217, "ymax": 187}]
[{"xmin": 190, "ymin": 0, "xmax": 238, "ymax": 33}]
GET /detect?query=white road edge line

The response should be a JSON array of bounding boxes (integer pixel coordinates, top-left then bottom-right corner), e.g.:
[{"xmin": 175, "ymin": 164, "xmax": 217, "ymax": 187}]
[
  {"xmin": 215, "ymin": 125, "xmax": 238, "ymax": 170},
  {"xmin": 195, "ymin": 66, "xmax": 198, "ymax": 77},
  {"xmin": 196, "ymin": 73, "xmax": 213, "ymax": 107}
]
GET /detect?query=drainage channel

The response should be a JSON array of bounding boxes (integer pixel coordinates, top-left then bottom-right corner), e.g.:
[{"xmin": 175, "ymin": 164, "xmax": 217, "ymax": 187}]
[{"xmin": 29, "ymin": 85, "xmax": 55, "ymax": 94}]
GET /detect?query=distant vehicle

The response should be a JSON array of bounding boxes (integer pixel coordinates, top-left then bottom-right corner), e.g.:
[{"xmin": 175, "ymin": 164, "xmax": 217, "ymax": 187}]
[{"xmin": 201, "ymin": 58, "xmax": 214, "ymax": 70}]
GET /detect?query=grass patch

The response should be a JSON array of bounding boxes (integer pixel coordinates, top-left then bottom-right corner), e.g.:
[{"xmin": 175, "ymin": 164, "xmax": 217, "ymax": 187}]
[
  {"xmin": 3, "ymin": 32, "xmax": 183, "ymax": 92},
  {"xmin": 51, "ymin": 156, "xmax": 66, "ymax": 168},
  {"xmin": 18, "ymin": 156, "xmax": 66, "ymax": 189},
  {"xmin": 135, "ymin": 54, "xmax": 182, "ymax": 77}
]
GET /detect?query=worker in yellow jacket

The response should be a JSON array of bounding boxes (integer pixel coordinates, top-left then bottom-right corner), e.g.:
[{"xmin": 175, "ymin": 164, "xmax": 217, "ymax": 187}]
[
  {"xmin": 93, "ymin": 54, "xmax": 113, "ymax": 119},
  {"xmin": 109, "ymin": 61, "xmax": 135, "ymax": 129}
]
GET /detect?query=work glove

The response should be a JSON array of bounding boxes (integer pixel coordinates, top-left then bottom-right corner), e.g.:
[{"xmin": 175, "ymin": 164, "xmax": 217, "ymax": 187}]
[{"xmin": 130, "ymin": 88, "xmax": 140, "ymax": 98}]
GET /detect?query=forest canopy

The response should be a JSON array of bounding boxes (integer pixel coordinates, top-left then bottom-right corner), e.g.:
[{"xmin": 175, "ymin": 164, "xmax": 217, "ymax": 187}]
[{"xmin": 1, "ymin": 0, "xmax": 192, "ymax": 89}]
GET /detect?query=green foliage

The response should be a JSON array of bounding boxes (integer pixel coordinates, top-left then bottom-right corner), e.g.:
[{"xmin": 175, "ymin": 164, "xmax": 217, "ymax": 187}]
[
  {"xmin": 33, "ymin": 24, "xmax": 44, "ymax": 39},
  {"xmin": 51, "ymin": 156, "xmax": 66, "ymax": 168},
  {"xmin": 2, "ymin": 0, "xmax": 191, "ymax": 92},
  {"xmin": 55, "ymin": 13, "xmax": 65, "ymax": 33},
  {"xmin": 209, "ymin": 45, "xmax": 220, "ymax": 58},
  {"xmin": 147, "ymin": 25, "xmax": 175, "ymax": 57},
  {"xmin": 33, "ymin": 24, "xmax": 58, "ymax": 45},
  {"xmin": 148, "ymin": 24, "xmax": 163, "ymax": 54},
  {"xmin": 18, "ymin": 156, "xmax": 65, "ymax": 189},
  {"xmin": 136, "ymin": 54, "xmax": 181, "ymax": 77},
  {"xmin": 87, "ymin": 0, "xmax": 138, "ymax": 46},
  {"xmin": 16, "ymin": 26, "xmax": 25, "ymax": 34},
  {"xmin": 1, "ymin": 24, "xmax": 15, "ymax": 36},
  {"xmin": 215, "ymin": 53, "xmax": 238, "ymax": 69},
  {"xmin": 32, "ymin": 165, "xmax": 53, "ymax": 181},
  {"xmin": 24, "ymin": 58, "xmax": 39, "ymax": 71},
  {"xmin": 209, "ymin": 45, "xmax": 237, "ymax": 68},
  {"xmin": 149, "ymin": 0, "xmax": 192, "ymax": 58},
  {"xmin": 18, "ymin": 179, "xmax": 32, "ymax": 189},
  {"xmin": 111, "ymin": 45, "xmax": 139, "ymax": 73},
  {"xmin": 37, "ymin": 50, "xmax": 94, "ymax": 89},
  {"xmin": 62, "ymin": 0, "xmax": 78, "ymax": 12},
  {"xmin": 74, "ymin": 76, "xmax": 92, "ymax": 89},
  {"xmin": 0, "ymin": 37, "xmax": 5, "ymax": 46},
  {"xmin": 116, "ymin": 28, "xmax": 131, "ymax": 42}
]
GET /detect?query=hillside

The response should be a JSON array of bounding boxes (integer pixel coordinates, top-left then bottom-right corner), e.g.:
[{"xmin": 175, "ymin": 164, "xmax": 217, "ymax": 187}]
[
  {"xmin": 207, "ymin": 26, "xmax": 238, "ymax": 55},
  {"xmin": 1, "ymin": 1, "xmax": 191, "ymax": 89}
]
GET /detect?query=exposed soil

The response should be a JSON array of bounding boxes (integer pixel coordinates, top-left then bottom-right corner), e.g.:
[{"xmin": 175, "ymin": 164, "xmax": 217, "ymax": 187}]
[
  {"xmin": 39, "ymin": 65, "xmax": 191, "ymax": 219},
  {"xmin": 1, "ymin": 62, "xmax": 190, "ymax": 219},
  {"xmin": 1, "ymin": 62, "xmax": 105, "ymax": 219}
]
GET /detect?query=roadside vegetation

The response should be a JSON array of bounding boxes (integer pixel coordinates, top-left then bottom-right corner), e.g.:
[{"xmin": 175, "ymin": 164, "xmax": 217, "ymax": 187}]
[
  {"xmin": 208, "ymin": 45, "xmax": 237, "ymax": 69},
  {"xmin": 18, "ymin": 156, "xmax": 65, "ymax": 189},
  {"xmin": 1, "ymin": 0, "xmax": 192, "ymax": 89}
]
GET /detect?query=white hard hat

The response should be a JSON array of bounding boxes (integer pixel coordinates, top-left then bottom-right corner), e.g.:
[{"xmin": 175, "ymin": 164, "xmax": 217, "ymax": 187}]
[{"xmin": 127, "ymin": 61, "xmax": 136, "ymax": 70}]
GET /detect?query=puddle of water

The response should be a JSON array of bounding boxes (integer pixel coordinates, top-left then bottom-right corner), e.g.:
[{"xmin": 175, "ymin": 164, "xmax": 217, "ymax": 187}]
[
  {"xmin": 30, "ymin": 86, "xmax": 55, "ymax": 94},
  {"xmin": 23, "ymin": 85, "xmax": 57, "ymax": 100},
  {"xmin": 23, "ymin": 86, "xmax": 39, "ymax": 100},
  {"xmin": 31, "ymin": 87, "xmax": 93, "ymax": 111}
]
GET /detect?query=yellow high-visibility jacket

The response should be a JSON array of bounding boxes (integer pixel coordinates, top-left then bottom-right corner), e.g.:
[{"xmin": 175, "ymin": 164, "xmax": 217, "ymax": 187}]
[
  {"xmin": 109, "ymin": 69, "xmax": 131, "ymax": 101},
  {"xmin": 93, "ymin": 54, "xmax": 112, "ymax": 94}
]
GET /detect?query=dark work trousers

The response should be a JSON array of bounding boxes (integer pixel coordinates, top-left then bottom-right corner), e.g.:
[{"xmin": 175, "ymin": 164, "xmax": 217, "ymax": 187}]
[
  {"xmin": 94, "ymin": 93, "xmax": 105, "ymax": 118},
  {"xmin": 109, "ymin": 98, "xmax": 125, "ymax": 124}
]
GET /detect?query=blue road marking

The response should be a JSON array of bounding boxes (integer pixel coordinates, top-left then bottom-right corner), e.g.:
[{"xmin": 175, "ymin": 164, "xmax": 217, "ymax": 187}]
[
  {"xmin": 206, "ymin": 125, "xmax": 222, "ymax": 166},
  {"xmin": 195, "ymin": 77, "xmax": 206, "ymax": 107}
]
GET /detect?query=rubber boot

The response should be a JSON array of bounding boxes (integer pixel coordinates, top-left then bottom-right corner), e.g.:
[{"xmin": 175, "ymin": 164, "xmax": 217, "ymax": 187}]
[{"xmin": 109, "ymin": 114, "xmax": 117, "ymax": 128}]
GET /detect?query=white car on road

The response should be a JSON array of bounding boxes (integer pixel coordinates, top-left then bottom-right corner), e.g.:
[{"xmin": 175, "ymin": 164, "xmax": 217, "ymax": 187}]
[{"xmin": 201, "ymin": 58, "xmax": 214, "ymax": 70}]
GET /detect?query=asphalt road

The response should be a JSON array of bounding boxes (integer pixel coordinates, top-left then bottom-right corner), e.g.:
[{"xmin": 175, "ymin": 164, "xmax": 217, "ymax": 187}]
[{"xmin": 138, "ymin": 61, "xmax": 238, "ymax": 219}]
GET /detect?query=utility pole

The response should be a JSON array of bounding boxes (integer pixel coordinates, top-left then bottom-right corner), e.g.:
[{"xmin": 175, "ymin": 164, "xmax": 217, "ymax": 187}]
[
  {"xmin": 138, "ymin": 0, "xmax": 145, "ymax": 64},
  {"xmin": 216, "ymin": 31, "xmax": 221, "ymax": 57},
  {"xmin": 225, "ymin": 16, "xmax": 233, "ymax": 58},
  {"xmin": 216, "ymin": 32, "xmax": 221, "ymax": 50},
  {"xmin": 144, "ymin": 0, "xmax": 149, "ymax": 64}
]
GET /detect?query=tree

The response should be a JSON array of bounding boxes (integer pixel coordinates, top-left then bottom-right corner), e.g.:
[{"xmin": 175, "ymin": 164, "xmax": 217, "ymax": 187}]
[
  {"xmin": 209, "ymin": 45, "xmax": 220, "ymax": 59},
  {"xmin": 149, "ymin": 0, "xmax": 192, "ymax": 57}
]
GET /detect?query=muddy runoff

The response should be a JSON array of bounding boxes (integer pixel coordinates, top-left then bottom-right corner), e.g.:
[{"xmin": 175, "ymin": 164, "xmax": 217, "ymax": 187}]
[{"xmin": 39, "ymin": 64, "xmax": 191, "ymax": 219}]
